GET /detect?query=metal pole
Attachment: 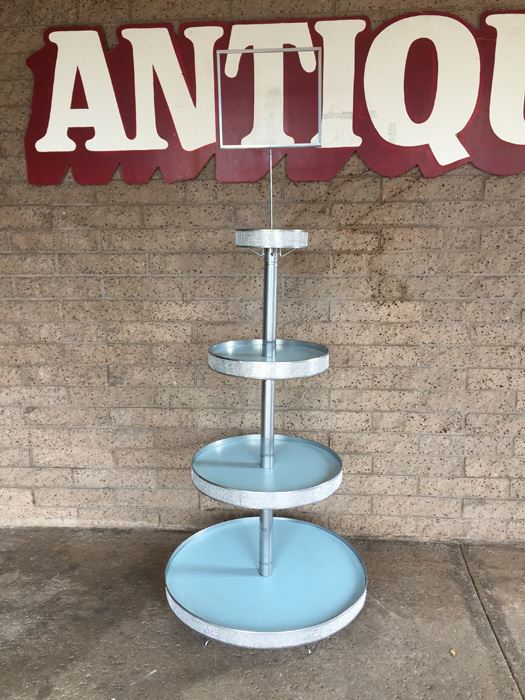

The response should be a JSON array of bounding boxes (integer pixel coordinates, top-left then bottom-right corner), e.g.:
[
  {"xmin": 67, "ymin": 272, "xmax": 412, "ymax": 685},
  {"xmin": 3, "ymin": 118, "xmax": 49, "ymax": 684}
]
[
  {"xmin": 259, "ymin": 508, "xmax": 273, "ymax": 577},
  {"xmin": 260, "ymin": 247, "xmax": 277, "ymax": 469},
  {"xmin": 259, "ymin": 148, "xmax": 277, "ymax": 577},
  {"xmin": 269, "ymin": 147, "xmax": 273, "ymax": 230}
]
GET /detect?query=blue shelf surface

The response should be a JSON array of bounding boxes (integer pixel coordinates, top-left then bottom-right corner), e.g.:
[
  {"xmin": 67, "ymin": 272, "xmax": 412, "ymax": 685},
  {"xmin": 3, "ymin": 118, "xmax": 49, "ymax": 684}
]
[
  {"xmin": 211, "ymin": 339, "xmax": 326, "ymax": 363},
  {"xmin": 165, "ymin": 517, "xmax": 367, "ymax": 648},
  {"xmin": 192, "ymin": 434, "xmax": 342, "ymax": 509}
]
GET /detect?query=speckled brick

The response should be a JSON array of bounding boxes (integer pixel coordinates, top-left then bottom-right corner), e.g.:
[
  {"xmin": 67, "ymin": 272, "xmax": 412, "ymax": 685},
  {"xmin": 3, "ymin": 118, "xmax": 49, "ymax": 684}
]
[
  {"xmin": 0, "ymin": 207, "xmax": 50, "ymax": 228},
  {"xmin": 420, "ymin": 477, "xmax": 509, "ymax": 499},
  {"xmin": 374, "ymin": 412, "xmax": 462, "ymax": 434},
  {"xmin": 131, "ymin": 0, "xmax": 232, "ymax": 20},
  {"xmin": 33, "ymin": 487, "xmax": 116, "ymax": 508},
  {"xmin": 420, "ymin": 435, "xmax": 513, "ymax": 457},
  {"xmin": 32, "ymin": 0, "xmax": 76, "ymax": 23},
  {"xmin": 114, "ymin": 487, "xmax": 199, "ymax": 510},
  {"xmin": 32, "ymin": 446, "xmax": 114, "ymax": 469},
  {"xmin": 0, "ymin": 448, "xmax": 30, "ymax": 466},
  {"xmin": 149, "ymin": 252, "xmax": 260, "ymax": 276},
  {"xmin": 53, "ymin": 206, "xmax": 142, "ymax": 229},
  {"xmin": 465, "ymin": 457, "xmax": 525, "ymax": 478},
  {"xmin": 330, "ymin": 301, "xmax": 422, "ymax": 322},
  {"xmin": 465, "ymin": 414, "xmax": 525, "ymax": 436},
  {"xmin": 333, "ymin": 202, "xmax": 429, "ymax": 226},
  {"xmin": 109, "ymin": 365, "xmax": 194, "ymax": 387},
  {"xmin": 484, "ymin": 177, "xmax": 525, "ymax": 200},
  {"xmin": 471, "ymin": 324, "xmax": 525, "ymax": 346},
  {"xmin": 0, "ymin": 467, "xmax": 73, "ymax": 487},
  {"xmin": 381, "ymin": 227, "xmax": 442, "ymax": 250},
  {"xmin": 373, "ymin": 496, "xmax": 462, "ymax": 518},
  {"xmin": 5, "ymin": 185, "xmax": 95, "ymax": 206},
  {"xmin": 338, "ymin": 473, "xmax": 417, "ymax": 495},
  {"xmin": 0, "ymin": 386, "xmax": 68, "ymax": 406},
  {"xmin": 422, "ymin": 301, "xmax": 520, "ymax": 323},
  {"xmin": 467, "ymin": 369, "xmax": 525, "ymax": 390},
  {"xmin": 281, "ymin": 410, "xmax": 371, "ymax": 432},
  {"xmin": 510, "ymin": 480, "xmax": 525, "ymax": 499},
  {"xmin": 384, "ymin": 175, "xmax": 483, "ymax": 201},
  {"xmin": 16, "ymin": 277, "xmax": 103, "ymax": 299},
  {"xmin": 463, "ymin": 499, "xmax": 525, "ymax": 520},
  {"xmin": 73, "ymin": 468, "xmax": 157, "ymax": 488},
  {"xmin": 0, "ymin": 28, "xmax": 43, "ymax": 53},
  {"xmin": 284, "ymin": 178, "xmax": 380, "ymax": 202},
  {"xmin": 285, "ymin": 321, "xmax": 470, "ymax": 346},
  {"xmin": 144, "ymin": 204, "xmax": 233, "ymax": 229},
  {"xmin": 0, "ymin": 344, "xmax": 63, "ymax": 365},
  {"xmin": 312, "ymin": 228, "xmax": 381, "ymax": 252},
  {"xmin": 329, "ymin": 346, "xmax": 420, "ymax": 368},
  {"xmin": 356, "ymin": 515, "xmax": 465, "ymax": 540},
  {"xmin": 463, "ymin": 519, "xmax": 508, "ymax": 541},
  {"xmin": 374, "ymin": 454, "xmax": 462, "ymax": 477},
  {"xmin": 231, "ymin": 0, "xmax": 332, "ymax": 18},
  {"xmin": 429, "ymin": 248, "xmax": 525, "ymax": 274},
  {"xmin": 77, "ymin": 0, "xmax": 129, "ymax": 24},
  {"xmin": 508, "ymin": 520, "xmax": 525, "ymax": 540},
  {"xmin": 188, "ymin": 180, "xmax": 270, "ymax": 204},
  {"xmin": 419, "ymin": 346, "xmax": 521, "ymax": 369},
  {"xmin": 76, "ymin": 507, "xmax": 159, "ymax": 527},
  {"xmin": 0, "ymin": 504, "xmax": 79, "ymax": 527},
  {"xmin": 65, "ymin": 345, "xmax": 151, "ymax": 366}
]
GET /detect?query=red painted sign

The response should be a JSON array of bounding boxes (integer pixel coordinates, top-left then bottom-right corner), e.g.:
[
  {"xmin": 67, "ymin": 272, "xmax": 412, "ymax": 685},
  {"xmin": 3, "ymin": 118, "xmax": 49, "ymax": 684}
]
[{"xmin": 25, "ymin": 13, "xmax": 525, "ymax": 183}]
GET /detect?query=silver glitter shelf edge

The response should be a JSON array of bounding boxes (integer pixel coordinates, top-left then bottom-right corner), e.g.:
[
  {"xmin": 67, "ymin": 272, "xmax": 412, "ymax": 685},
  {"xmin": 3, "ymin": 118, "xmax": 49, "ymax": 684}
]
[
  {"xmin": 208, "ymin": 339, "xmax": 329, "ymax": 379},
  {"xmin": 235, "ymin": 229, "xmax": 308, "ymax": 249}
]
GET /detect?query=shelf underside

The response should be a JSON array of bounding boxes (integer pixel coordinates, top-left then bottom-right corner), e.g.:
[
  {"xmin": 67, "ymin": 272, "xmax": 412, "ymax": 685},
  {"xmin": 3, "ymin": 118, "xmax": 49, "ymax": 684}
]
[
  {"xmin": 192, "ymin": 434, "xmax": 342, "ymax": 509},
  {"xmin": 208, "ymin": 339, "xmax": 329, "ymax": 379},
  {"xmin": 165, "ymin": 517, "xmax": 367, "ymax": 649}
]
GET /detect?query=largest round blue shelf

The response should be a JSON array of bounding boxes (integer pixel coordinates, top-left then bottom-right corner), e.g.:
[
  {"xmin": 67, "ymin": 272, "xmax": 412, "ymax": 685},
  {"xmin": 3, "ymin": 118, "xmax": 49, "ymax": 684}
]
[{"xmin": 165, "ymin": 517, "xmax": 367, "ymax": 649}]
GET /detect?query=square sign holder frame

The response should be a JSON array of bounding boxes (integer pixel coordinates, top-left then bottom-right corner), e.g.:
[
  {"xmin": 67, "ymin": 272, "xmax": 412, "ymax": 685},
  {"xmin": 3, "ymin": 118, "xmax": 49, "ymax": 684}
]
[
  {"xmin": 164, "ymin": 46, "xmax": 367, "ymax": 651},
  {"xmin": 216, "ymin": 46, "xmax": 323, "ymax": 151}
]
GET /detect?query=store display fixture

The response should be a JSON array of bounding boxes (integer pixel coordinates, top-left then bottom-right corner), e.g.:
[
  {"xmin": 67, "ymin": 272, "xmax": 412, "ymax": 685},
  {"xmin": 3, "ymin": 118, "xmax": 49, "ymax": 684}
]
[{"xmin": 165, "ymin": 47, "xmax": 367, "ymax": 649}]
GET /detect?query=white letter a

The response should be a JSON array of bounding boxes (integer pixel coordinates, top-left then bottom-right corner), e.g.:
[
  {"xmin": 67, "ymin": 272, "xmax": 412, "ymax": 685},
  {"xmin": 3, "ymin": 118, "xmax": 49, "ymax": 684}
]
[{"xmin": 36, "ymin": 30, "xmax": 133, "ymax": 152}]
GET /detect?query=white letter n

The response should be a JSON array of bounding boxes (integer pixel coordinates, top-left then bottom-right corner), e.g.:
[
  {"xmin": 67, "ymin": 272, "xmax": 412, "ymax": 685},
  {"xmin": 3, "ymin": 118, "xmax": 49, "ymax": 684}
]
[{"xmin": 122, "ymin": 26, "xmax": 223, "ymax": 152}]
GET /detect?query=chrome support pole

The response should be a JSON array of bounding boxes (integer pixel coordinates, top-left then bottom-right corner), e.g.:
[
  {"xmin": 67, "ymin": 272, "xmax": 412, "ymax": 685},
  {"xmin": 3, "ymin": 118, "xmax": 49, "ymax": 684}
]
[
  {"xmin": 259, "ymin": 508, "xmax": 273, "ymax": 577},
  {"xmin": 269, "ymin": 147, "xmax": 273, "ymax": 230},
  {"xmin": 260, "ymin": 247, "xmax": 278, "ymax": 470},
  {"xmin": 259, "ymin": 147, "xmax": 277, "ymax": 577},
  {"xmin": 259, "ymin": 247, "xmax": 278, "ymax": 577}
]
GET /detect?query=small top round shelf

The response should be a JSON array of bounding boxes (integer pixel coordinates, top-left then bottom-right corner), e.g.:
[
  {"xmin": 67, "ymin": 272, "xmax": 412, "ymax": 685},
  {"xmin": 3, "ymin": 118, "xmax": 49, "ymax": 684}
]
[
  {"xmin": 208, "ymin": 339, "xmax": 329, "ymax": 379},
  {"xmin": 235, "ymin": 229, "xmax": 308, "ymax": 249},
  {"xmin": 192, "ymin": 434, "xmax": 342, "ymax": 509}
]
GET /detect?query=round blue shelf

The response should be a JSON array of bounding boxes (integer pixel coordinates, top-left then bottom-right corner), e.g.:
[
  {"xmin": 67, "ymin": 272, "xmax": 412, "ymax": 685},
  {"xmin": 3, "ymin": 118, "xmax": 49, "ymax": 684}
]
[
  {"xmin": 165, "ymin": 517, "xmax": 367, "ymax": 649},
  {"xmin": 192, "ymin": 434, "xmax": 342, "ymax": 509}
]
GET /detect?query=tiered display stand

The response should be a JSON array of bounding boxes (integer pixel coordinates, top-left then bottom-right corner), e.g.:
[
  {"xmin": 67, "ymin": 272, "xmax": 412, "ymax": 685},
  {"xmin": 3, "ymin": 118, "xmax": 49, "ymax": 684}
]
[
  {"xmin": 165, "ymin": 47, "xmax": 366, "ymax": 649},
  {"xmin": 165, "ymin": 225, "xmax": 367, "ymax": 649}
]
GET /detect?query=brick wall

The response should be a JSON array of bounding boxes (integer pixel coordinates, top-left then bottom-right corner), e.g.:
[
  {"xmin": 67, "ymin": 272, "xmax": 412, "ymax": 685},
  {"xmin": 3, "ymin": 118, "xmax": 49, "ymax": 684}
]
[{"xmin": 1, "ymin": 0, "xmax": 524, "ymax": 542}]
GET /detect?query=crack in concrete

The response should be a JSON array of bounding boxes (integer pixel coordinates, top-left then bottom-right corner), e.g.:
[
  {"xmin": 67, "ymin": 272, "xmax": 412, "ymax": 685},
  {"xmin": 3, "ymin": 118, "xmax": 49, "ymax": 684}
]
[{"xmin": 459, "ymin": 544, "xmax": 524, "ymax": 700}]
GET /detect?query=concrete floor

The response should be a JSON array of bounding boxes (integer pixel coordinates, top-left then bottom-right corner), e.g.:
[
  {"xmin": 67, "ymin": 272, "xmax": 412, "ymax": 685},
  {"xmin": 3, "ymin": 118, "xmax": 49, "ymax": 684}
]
[{"xmin": 1, "ymin": 529, "xmax": 524, "ymax": 700}]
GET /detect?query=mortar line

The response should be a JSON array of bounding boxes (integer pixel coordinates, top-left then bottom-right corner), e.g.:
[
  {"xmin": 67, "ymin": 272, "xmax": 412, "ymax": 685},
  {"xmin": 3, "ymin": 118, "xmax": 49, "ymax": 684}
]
[{"xmin": 459, "ymin": 544, "xmax": 524, "ymax": 699}]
